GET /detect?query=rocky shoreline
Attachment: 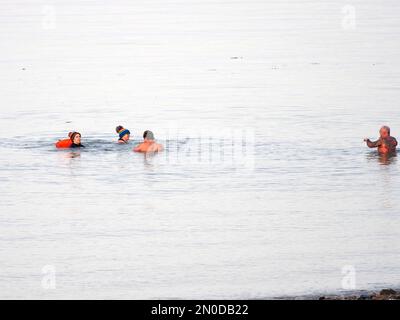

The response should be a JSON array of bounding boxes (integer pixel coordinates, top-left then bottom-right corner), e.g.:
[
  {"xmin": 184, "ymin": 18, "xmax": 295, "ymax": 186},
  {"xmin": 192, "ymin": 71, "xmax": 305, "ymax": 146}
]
[{"xmin": 318, "ymin": 289, "xmax": 400, "ymax": 300}]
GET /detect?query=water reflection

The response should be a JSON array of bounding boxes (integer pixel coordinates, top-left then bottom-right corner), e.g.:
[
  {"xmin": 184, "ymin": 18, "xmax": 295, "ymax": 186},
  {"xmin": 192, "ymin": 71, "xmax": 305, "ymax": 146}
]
[
  {"xmin": 366, "ymin": 151, "xmax": 397, "ymax": 210},
  {"xmin": 64, "ymin": 151, "xmax": 81, "ymax": 159},
  {"xmin": 366, "ymin": 152, "xmax": 397, "ymax": 166},
  {"xmin": 142, "ymin": 151, "xmax": 162, "ymax": 168},
  {"xmin": 56, "ymin": 151, "xmax": 81, "ymax": 166}
]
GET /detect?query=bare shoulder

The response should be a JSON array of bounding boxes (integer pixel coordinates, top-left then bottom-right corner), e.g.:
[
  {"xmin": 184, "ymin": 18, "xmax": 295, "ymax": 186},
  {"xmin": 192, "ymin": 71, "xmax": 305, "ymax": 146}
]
[{"xmin": 133, "ymin": 144, "xmax": 143, "ymax": 152}]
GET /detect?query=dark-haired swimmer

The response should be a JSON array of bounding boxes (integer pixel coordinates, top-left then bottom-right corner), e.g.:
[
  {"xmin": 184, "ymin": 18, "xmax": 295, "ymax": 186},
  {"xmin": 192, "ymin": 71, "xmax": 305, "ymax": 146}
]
[{"xmin": 55, "ymin": 132, "xmax": 84, "ymax": 148}]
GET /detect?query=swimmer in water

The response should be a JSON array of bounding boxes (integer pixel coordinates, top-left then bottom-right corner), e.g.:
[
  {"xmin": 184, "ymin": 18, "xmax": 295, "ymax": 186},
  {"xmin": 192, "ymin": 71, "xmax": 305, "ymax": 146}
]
[
  {"xmin": 116, "ymin": 125, "xmax": 131, "ymax": 144},
  {"xmin": 133, "ymin": 130, "xmax": 163, "ymax": 153},
  {"xmin": 55, "ymin": 131, "xmax": 84, "ymax": 148},
  {"xmin": 68, "ymin": 132, "xmax": 84, "ymax": 148},
  {"xmin": 364, "ymin": 126, "xmax": 397, "ymax": 154}
]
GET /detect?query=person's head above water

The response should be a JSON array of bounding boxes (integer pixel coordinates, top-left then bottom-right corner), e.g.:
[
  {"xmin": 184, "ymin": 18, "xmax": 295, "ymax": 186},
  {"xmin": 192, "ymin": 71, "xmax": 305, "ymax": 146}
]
[
  {"xmin": 364, "ymin": 125, "xmax": 397, "ymax": 154},
  {"xmin": 133, "ymin": 130, "xmax": 163, "ymax": 153},
  {"xmin": 55, "ymin": 131, "xmax": 83, "ymax": 149},
  {"xmin": 380, "ymin": 126, "xmax": 391, "ymax": 138},
  {"xmin": 68, "ymin": 131, "xmax": 81, "ymax": 145},
  {"xmin": 116, "ymin": 125, "xmax": 131, "ymax": 143},
  {"xmin": 143, "ymin": 130, "xmax": 155, "ymax": 141}
]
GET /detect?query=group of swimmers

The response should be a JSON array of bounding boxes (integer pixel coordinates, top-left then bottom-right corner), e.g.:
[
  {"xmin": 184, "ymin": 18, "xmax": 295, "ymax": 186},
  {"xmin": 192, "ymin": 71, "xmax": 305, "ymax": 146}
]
[
  {"xmin": 55, "ymin": 125, "xmax": 397, "ymax": 155},
  {"xmin": 55, "ymin": 126, "xmax": 163, "ymax": 153}
]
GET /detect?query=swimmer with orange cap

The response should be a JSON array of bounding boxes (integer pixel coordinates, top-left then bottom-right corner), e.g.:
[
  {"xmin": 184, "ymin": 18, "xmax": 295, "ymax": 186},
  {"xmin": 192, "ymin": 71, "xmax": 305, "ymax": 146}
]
[
  {"xmin": 364, "ymin": 126, "xmax": 397, "ymax": 154},
  {"xmin": 116, "ymin": 125, "xmax": 131, "ymax": 144},
  {"xmin": 133, "ymin": 130, "xmax": 163, "ymax": 153},
  {"xmin": 55, "ymin": 132, "xmax": 84, "ymax": 149}
]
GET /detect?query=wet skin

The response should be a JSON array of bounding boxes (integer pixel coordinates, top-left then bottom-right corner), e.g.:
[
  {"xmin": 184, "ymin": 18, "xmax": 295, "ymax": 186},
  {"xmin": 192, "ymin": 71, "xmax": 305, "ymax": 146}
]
[
  {"xmin": 133, "ymin": 139, "xmax": 163, "ymax": 153},
  {"xmin": 118, "ymin": 134, "xmax": 130, "ymax": 144},
  {"xmin": 365, "ymin": 128, "xmax": 398, "ymax": 154}
]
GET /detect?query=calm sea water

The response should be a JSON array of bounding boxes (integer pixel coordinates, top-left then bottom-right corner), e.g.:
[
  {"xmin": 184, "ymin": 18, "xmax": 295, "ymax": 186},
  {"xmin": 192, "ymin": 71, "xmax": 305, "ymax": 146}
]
[{"xmin": 1, "ymin": 0, "xmax": 400, "ymax": 299}]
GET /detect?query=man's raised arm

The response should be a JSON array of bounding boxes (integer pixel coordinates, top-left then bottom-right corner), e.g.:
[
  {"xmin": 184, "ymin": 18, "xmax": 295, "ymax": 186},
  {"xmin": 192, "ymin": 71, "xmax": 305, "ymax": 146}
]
[{"xmin": 364, "ymin": 138, "xmax": 382, "ymax": 148}]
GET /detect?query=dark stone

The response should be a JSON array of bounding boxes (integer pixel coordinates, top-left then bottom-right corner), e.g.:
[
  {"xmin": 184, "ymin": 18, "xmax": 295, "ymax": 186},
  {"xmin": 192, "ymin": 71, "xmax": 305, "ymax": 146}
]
[{"xmin": 380, "ymin": 289, "xmax": 397, "ymax": 296}]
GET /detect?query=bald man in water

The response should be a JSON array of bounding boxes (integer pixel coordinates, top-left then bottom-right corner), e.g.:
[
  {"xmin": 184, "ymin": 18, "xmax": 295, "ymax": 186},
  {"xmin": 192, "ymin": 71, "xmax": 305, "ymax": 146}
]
[{"xmin": 364, "ymin": 126, "xmax": 397, "ymax": 154}]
